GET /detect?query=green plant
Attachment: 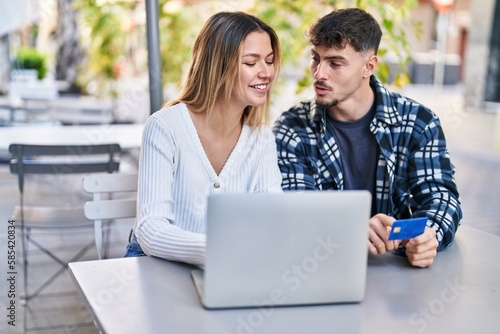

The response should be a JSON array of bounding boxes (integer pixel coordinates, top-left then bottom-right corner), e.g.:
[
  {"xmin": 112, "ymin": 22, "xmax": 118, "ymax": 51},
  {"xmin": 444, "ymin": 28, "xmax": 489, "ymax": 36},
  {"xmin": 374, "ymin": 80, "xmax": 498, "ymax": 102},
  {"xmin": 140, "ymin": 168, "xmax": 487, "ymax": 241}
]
[
  {"xmin": 73, "ymin": 0, "xmax": 130, "ymax": 97},
  {"xmin": 13, "ymin": 47, "xmax": 47, "ymax": 80},
  {"xmin": 72, "ymin": 1, "xmax": 421, "ymax": 98},
  {"xmin": 157, "ymin": 1, "xmax": 201, "ymax": 88}
]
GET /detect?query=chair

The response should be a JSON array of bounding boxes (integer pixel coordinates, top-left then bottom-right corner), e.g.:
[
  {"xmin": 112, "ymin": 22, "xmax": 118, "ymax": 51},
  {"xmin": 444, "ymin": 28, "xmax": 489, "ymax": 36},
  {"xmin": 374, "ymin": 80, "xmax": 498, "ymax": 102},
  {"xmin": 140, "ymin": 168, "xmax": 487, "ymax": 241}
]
[
  {"xmin": 9, "ymin": 143, "xmax": 121, "ymax": 305},
  {"xmin": 83, "ymin": 173, "xmax": 137, "ymax": 260}
]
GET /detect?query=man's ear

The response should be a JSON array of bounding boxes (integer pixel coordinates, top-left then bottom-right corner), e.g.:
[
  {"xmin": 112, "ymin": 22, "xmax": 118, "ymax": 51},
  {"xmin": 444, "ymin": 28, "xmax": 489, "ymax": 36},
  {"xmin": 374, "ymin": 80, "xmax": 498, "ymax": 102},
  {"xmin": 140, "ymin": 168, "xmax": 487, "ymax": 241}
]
[{"xmin": 363, "ymin": 54, "xmax": 378, "ymax": 78}]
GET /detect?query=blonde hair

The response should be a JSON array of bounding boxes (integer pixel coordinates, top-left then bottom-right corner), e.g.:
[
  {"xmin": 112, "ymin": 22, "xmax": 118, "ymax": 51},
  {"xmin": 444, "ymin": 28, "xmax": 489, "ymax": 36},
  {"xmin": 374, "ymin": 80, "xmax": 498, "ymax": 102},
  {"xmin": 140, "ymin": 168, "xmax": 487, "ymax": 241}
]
[{"xmin": 164, "ymin": 11, "xmax": 281, "ymax": 127}]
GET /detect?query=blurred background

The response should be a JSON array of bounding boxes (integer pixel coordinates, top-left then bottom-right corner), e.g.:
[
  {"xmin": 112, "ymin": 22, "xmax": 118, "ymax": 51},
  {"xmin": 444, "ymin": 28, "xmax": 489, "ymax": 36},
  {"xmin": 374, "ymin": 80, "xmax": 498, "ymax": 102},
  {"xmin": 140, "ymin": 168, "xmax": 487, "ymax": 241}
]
[
  {"xmin": 1, "ymin": 0, "xmax": 499, "ymax": 333},
  {"xmin": 1, "ymin": 0, "xmax": 499, "ymax": 123}
]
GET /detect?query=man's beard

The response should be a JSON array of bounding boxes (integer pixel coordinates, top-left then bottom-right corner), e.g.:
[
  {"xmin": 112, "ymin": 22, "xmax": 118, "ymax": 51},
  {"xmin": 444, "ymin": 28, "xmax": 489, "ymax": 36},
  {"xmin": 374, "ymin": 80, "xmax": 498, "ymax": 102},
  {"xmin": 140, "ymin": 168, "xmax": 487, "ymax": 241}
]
[
  {"xmin": 314, "ymin": 81, "xmax": 338, "ymax": 109},
  {"xmin": 315, "ymin": 97, "xmax": 339, "ymax": 109}
]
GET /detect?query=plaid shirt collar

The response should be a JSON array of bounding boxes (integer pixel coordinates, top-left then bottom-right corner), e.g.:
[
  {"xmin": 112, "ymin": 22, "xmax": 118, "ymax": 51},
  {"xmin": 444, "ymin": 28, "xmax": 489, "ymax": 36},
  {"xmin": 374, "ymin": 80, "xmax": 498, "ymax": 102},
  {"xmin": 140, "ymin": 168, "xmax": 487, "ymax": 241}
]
[{"xmin": 308, "ymin": 76, "xmax": 403, "ymax": 135}]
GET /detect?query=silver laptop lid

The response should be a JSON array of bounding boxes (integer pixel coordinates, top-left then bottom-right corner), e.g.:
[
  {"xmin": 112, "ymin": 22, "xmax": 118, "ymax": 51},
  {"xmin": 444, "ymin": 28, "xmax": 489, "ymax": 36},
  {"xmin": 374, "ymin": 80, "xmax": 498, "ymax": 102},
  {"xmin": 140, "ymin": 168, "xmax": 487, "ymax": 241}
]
[{"xmin": 199, "ymin": 190, "xmax": 371, "ymax": 309}]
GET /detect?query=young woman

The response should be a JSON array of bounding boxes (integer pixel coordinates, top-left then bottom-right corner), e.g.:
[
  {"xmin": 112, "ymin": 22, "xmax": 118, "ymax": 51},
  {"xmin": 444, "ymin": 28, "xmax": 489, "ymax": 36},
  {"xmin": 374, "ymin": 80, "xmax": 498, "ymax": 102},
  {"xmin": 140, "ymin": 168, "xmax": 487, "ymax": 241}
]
[{"xmin": 125, "ymin": 11, "xmax": 282, "ymax": 265}]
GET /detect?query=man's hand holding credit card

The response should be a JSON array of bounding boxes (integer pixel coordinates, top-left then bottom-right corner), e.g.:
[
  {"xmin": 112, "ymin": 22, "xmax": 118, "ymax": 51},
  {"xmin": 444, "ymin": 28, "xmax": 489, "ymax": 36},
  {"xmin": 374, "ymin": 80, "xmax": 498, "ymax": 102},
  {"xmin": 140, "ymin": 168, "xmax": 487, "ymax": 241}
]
[{"xmin": 388, "ymin": 217, "xmax": 427, "ymax": 241}]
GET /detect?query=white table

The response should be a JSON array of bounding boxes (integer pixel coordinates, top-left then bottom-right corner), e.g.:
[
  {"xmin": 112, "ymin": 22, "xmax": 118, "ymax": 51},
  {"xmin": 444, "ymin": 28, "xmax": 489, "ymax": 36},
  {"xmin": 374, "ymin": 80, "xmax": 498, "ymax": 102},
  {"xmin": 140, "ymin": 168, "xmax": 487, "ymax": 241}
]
[
  {"xmin": 0, "ymin": 123, "xmax": 144, "ymax": 150},
  {"xmin": 0, "ymin": 95, "xmax": 54, "ymax": 124},
  {"xmin": 69, "ymin": 225, "xmax": 500, "ymax": 334}
]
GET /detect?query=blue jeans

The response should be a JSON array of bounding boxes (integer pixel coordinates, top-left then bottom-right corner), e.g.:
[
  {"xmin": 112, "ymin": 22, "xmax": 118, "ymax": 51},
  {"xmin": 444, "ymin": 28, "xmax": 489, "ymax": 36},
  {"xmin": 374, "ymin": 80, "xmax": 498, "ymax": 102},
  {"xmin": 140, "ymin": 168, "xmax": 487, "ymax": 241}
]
[{"xmin": 124, "ymin": 231, "xmax": 146, "ymax": 257}]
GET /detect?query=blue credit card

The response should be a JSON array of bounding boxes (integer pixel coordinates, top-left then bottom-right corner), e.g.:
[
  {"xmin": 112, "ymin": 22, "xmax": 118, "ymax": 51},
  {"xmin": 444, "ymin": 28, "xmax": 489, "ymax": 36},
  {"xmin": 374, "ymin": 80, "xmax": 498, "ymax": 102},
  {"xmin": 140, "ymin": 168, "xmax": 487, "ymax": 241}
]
[{"xmin": 388, "ymin": 217, "xmax": 427, "ymax": 240}]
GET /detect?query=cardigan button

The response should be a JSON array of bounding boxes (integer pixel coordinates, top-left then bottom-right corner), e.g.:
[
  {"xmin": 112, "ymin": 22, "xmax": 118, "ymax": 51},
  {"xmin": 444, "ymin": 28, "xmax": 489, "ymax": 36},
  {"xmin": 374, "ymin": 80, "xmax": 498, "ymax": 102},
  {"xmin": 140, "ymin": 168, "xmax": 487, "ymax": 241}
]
[{"xmin": 213, "ymin": 182, "xmax": 220, "ymax": 189}]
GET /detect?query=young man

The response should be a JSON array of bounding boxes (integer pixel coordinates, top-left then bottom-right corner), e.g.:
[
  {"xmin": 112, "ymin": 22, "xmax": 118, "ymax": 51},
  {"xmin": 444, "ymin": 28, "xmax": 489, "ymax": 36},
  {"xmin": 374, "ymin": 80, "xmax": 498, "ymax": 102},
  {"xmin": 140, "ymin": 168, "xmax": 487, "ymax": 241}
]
[{"xmin": 273, "ymin": 8, "xmax": 462, "ymax": 268}]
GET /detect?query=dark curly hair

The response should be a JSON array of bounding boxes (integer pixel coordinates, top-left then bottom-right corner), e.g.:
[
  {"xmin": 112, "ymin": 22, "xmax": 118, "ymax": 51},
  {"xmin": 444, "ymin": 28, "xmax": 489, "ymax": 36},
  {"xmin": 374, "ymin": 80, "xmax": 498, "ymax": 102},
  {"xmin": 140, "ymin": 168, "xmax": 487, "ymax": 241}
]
[{"xmin": 307, "ymin": 8, "xmax": 382, "ymax": 55}]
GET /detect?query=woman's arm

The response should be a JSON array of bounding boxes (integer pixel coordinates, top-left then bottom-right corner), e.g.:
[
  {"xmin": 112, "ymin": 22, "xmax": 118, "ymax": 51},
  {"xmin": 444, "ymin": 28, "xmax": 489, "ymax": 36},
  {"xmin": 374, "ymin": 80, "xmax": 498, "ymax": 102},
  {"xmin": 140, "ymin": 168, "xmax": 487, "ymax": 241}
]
[{"xmin": 135, "ymin": 115, "xmax": 206, "ymax": 266}]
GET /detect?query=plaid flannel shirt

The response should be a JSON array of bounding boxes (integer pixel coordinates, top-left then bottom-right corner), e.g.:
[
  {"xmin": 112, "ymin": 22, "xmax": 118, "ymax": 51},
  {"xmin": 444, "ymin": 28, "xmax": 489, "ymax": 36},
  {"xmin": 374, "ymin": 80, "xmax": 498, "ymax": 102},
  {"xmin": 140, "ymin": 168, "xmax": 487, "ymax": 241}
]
[{"xmin": 273, "ymin": 76, "xmax": 462, "ymax": 250}]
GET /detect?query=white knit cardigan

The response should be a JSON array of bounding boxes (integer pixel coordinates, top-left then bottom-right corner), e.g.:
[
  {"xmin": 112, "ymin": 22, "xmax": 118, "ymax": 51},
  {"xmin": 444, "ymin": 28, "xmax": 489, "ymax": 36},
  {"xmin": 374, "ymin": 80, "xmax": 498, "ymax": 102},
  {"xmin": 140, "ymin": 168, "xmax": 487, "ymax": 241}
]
[{"xmin": 134, "ymin": 103, "xmax": 282, "ymax": 266}]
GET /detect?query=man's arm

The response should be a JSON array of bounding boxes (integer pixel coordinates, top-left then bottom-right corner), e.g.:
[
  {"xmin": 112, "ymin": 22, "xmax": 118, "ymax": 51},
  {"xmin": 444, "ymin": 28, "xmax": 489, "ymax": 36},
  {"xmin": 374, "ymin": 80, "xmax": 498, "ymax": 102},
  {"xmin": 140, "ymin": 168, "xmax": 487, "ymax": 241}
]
[
  {"xmin": 273, "ymin": 115, "xmax": 320, "ymax": 191},
  {"xmin": 407, "ymin": 109, "xmax": 462, "ymax": 251}
]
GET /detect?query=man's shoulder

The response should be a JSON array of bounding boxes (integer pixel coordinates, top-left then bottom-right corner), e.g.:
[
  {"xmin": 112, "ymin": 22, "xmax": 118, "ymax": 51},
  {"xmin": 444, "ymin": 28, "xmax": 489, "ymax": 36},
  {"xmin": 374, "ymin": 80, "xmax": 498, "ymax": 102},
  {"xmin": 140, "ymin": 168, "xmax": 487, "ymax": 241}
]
[
  {"xmin": 392, "ymin": 92, "xmax": 437, "ymax": 123},
  {"xmin": 275, "ymin": 100, "xmax": 315, "ymax": 126},
  {"xmin": 372, "ymin": 78, "xmax": 436, "ymax": 123}
]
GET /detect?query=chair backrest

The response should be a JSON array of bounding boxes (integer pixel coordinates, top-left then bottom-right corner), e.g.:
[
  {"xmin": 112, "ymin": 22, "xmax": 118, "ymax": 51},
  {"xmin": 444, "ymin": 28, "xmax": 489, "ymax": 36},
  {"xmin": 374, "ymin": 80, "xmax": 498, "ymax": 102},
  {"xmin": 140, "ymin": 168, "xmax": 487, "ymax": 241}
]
[
  {"xmin": 83, "ymin": 173, "xmax": 138, "ymax": 259},
  {"xmin": 83, "ymin": 173, "xmax": 138, "ymax": 220},
  {"xmin": 9, "ymin": 143, "xmax": 121, "ymax": 194}
]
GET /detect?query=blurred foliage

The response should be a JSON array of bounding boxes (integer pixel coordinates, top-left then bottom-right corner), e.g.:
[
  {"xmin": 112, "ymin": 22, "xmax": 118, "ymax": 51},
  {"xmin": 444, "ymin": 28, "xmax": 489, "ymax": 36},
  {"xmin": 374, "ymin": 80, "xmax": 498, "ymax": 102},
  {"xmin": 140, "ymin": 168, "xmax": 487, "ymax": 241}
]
[
  {"xmin": 73, "ymin": 0, "xmax": 131, "ymax": 97},
  {"xmin": 72, "ymin": 0, "xmax": 421, "ymax": 97},
  {"xmin": 157, "ymin": 0, "xmax": 200, "ymax": 88},
  {"xmin": 248, "ymin": 0, "xmax": 422, "ymax": 92},
  {"xmin": 13, "ymin": 47, "xmax": 48, "ymax": 80}
]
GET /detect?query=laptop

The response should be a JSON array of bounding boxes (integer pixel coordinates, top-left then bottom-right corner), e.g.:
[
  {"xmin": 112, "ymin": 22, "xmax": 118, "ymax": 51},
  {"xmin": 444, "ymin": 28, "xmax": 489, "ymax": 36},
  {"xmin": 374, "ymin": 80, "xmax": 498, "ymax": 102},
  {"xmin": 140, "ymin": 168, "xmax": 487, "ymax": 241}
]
[{"xmin": 191, "ymin": 190, "xmax": 371, "ymax": 309}]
